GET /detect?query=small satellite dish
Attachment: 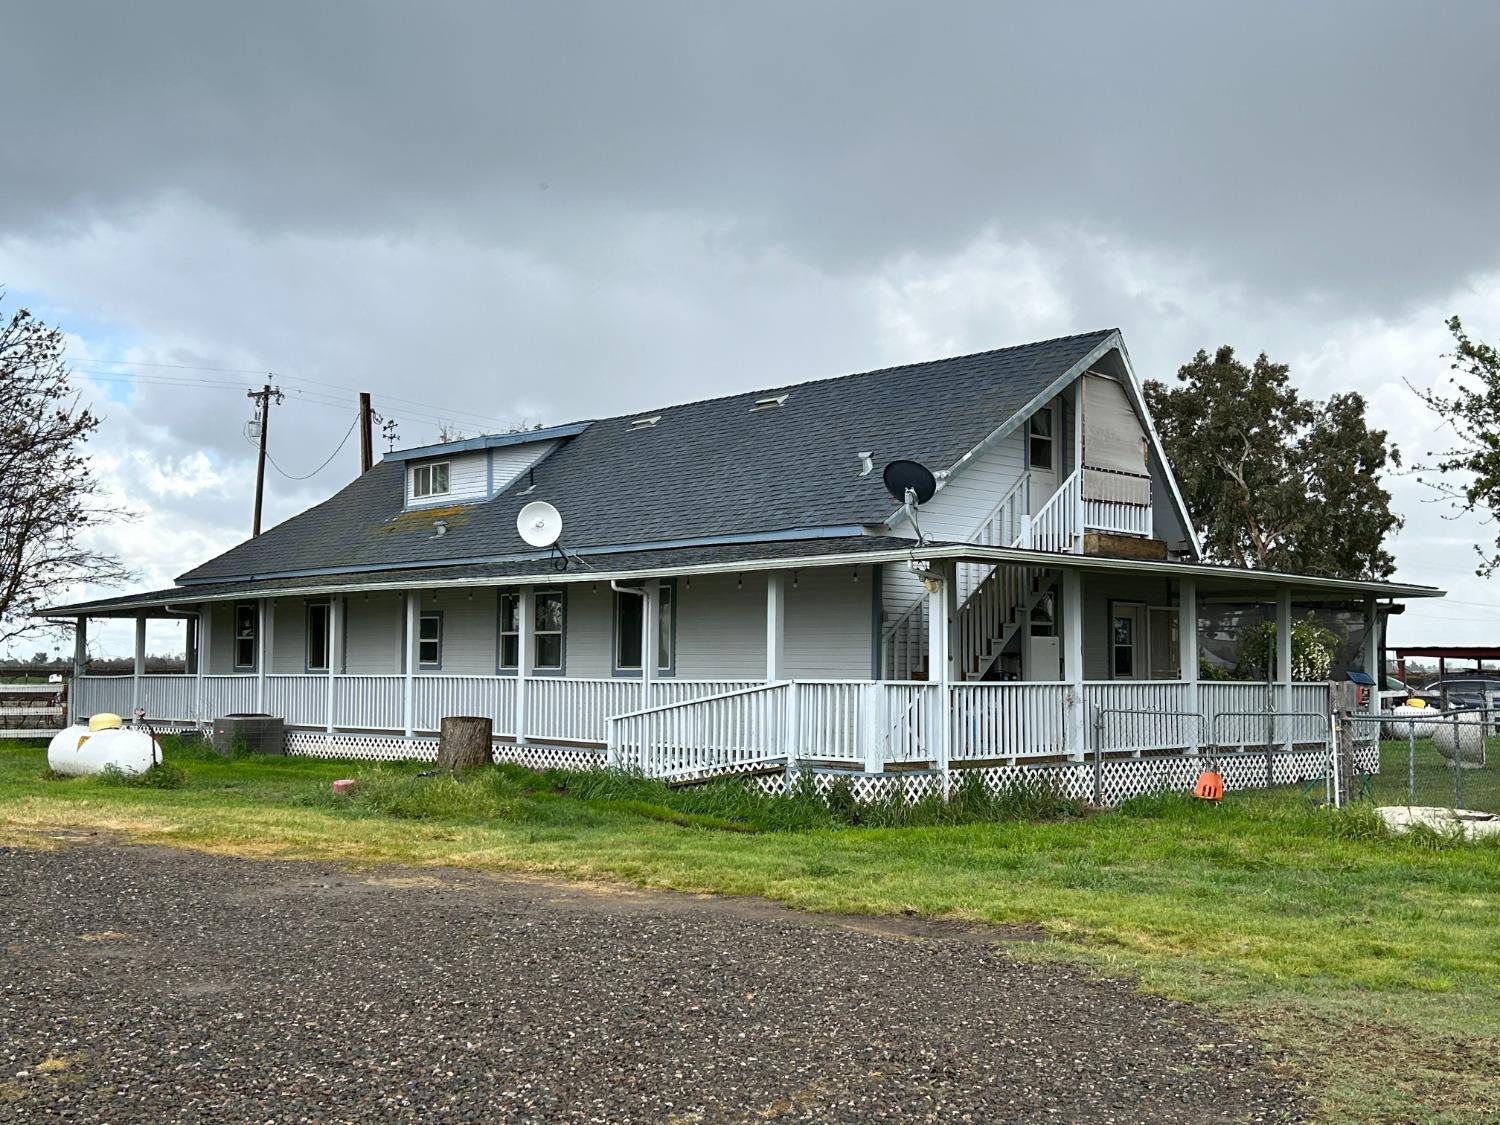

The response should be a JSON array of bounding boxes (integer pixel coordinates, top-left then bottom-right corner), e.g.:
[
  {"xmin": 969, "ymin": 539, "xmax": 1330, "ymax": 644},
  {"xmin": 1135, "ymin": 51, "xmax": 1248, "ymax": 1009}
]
[
  {"xmin": 517, "ymin": 501, "xmax": 563, "ymax": 548},
  {"xmin": 882, "ymin": 460, "xmax": 937, "ymax": 506}
]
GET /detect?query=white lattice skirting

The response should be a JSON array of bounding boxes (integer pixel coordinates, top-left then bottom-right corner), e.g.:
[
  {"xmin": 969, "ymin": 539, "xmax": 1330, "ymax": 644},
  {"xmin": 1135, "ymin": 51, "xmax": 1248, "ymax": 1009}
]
[
  {"xmin": 283, "ymin": 730, "xmax": 606, "ymax": 771},
  {"xmin": 278, "ymin": 731, "xmax": 1376, "ymax": 808},
  {"xmin": 749, "ymin": 746, "xmax": 1380, "ymax": 807}
]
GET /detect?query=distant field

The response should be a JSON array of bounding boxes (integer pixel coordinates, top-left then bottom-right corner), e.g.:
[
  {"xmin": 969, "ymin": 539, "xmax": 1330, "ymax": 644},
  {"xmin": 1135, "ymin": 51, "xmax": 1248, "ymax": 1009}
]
[{"xmin": 2, "ymin": 736, "xmax": 1497, "ymax": 1122}]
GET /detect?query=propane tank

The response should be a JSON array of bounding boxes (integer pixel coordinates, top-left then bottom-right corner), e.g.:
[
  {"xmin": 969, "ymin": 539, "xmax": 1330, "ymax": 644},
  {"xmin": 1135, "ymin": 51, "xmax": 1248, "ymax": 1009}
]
[{"xmin": 48, "ymin": 721, "xmax": 161, "ymax": 777}]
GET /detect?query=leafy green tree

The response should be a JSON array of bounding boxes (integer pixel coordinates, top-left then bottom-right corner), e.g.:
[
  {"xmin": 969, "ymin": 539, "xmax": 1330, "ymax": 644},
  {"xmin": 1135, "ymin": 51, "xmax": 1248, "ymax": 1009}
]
[
  {"xmin": 0, "ymin": 297, "xmax": 128, "ymax": 642},
  {"xmin": 1414, "ymin": 317, "xmax": 1500, "ymax": 575},
  {"xmin": 1144, "ymin": 346, "xmax": 1401, "ymax": 579}
]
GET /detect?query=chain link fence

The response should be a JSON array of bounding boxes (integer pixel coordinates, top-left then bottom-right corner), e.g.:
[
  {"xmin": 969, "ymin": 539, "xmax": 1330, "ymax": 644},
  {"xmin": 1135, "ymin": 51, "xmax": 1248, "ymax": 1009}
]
[{"xmin": 1350, "ymin": 709, "xmax": 1497, "ymax": 814}]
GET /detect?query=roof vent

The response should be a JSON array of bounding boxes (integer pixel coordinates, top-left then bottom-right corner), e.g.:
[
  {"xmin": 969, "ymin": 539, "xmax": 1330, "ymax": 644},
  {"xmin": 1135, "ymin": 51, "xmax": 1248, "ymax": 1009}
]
[
  {"xmin": 751, "ymin": 394, "xmax": 789, "ymax": 412},
  {"xmin": 857, "ymin": 451, "xmax": 874, "ymax": 476},
  {"xmin": 629, "ymin": 415, "xmax": 661, "ymax": 430}
]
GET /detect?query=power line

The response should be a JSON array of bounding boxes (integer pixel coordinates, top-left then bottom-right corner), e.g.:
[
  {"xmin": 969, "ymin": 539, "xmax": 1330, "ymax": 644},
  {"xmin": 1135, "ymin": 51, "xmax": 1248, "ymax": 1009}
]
[
  {"xmin": 245, "ymin": 412, "xmax": 360, "ymax": 480},
  {"xmin": 69, "ymin": 358, "xmax": 517, "ymax": 430}
]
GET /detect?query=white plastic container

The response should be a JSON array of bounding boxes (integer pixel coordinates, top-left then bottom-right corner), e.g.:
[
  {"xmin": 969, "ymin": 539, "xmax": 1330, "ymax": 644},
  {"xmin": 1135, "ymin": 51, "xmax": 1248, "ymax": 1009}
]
[{"xmin": 47, "ymin": 724, "xmax": 160, "ymax": 777}]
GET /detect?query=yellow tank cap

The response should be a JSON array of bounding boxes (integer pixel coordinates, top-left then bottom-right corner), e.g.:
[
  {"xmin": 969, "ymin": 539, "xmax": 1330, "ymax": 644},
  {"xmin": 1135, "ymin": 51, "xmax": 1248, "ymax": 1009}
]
[{"xmin": 88, "ymin": 713, "xmax": 123, "ymax": 732}]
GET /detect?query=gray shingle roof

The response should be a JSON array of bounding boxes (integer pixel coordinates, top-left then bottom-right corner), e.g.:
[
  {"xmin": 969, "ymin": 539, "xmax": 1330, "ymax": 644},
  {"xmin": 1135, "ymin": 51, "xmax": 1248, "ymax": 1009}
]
[
  {"xmin": 47, "ymin": 536, "xmax": 924, "ymax": 615},
  {"xmin": 180, "ymin": 329, "xmax": 1116, "ymax": 582}
]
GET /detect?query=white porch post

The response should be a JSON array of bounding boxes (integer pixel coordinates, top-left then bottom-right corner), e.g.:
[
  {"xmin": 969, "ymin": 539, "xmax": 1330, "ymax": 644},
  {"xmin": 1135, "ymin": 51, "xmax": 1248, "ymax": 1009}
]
[
  {"xmin": 326, "ymin": 596, "xmax": 344, "ymax": 734},
  {"xmin": 516, "ymin": 584, "xmax": 534, "ymax": 744},
  {"xmin": 640, "ymin": 580, "xmax": 659, "ymax": 711},
  {"xmin": 1276, "ymin": 586, "xmax": 1293, "ymax": 754},
  {"xmin": 132, "ymin": 611, "xmax": 146, "ymax": 715},
  {"xmin": 255, "ymin": 598, "xmax": 272, "ymax": 712},
  {"xmin": 1179, "ymin": 577, "xmax": 1199, "ymax": 752},
  {"xmin": 927, "ymin": 561, "xmax": 954, "ymax": 795},
  {"xmin": 195, "ymin": 607, "xmax": 210, "ymax": 724},
  {"xmin": 402, "ymin": 592, "xmax": 419, "ymax": 738},
  {"xmin": 1062, "ymin": 567, "xmax": 1085, "ymax": 760},
  {"xmin": 72, "ymin": 617, "xmax": 87, "ymax": 723},
  {"xmin": 766, "ymin": 573, "xmax": 786, "ymax": 682}
]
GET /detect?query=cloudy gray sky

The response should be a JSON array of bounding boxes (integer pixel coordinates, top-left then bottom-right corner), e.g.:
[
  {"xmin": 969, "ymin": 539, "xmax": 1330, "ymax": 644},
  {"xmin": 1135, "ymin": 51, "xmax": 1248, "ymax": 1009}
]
[{"xmin": 4, "ymin": 0, "xmax": 1499, "ymax": 657}]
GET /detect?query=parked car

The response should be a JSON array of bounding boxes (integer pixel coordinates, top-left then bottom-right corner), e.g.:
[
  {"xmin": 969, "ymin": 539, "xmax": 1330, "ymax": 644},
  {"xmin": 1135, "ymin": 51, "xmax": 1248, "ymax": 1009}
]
[{"xmin": 1415, "ymin": 677, "xmax": 1500, "ymax": 712}]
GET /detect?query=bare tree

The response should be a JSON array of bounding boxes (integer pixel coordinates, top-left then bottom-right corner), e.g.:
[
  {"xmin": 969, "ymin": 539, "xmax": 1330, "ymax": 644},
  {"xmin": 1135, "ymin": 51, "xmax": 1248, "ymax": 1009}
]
[{"xmin": 0, "ymin": 298, "xmax": 130, "ymax": 643}]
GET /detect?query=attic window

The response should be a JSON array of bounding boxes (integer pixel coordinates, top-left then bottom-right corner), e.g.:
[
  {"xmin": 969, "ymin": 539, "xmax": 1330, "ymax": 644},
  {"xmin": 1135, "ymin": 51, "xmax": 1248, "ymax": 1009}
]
[
  {"xmin": 412, "ymin": 461, "xmax": 450, "ymax": 498},
  {"xmin": 629, "ymin": 415, "xmax": 661, "ymax": 430},
  {"xmin": 751, "ymin": 394, "xmax": 789, "ymax": 412}
]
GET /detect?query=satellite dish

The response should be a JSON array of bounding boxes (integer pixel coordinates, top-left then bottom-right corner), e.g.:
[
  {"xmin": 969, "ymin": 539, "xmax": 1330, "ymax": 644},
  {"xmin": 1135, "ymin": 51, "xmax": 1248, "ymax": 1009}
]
[
  {"xmin": 517, "ymin": 501, "xmax": 563, "ymax": 548},
  {"xmin": 882, "ymin": 460, "xmax": 937, "ymax": 506}
]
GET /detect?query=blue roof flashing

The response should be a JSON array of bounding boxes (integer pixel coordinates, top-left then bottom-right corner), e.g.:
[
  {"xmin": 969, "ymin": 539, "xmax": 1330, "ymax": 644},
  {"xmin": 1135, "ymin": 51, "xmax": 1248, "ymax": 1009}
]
[{"xmin": 383, "ymin": 421, "xmax": 591, "ymax": 463}]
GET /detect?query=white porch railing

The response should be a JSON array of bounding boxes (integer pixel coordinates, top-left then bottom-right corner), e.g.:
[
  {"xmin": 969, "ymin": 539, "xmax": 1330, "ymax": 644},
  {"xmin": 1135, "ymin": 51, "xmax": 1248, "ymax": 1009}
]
[
  {"xmin": 73, "ymin": 675, "xmax": 133, "ymax": 720},
  {"xmin": 1021, "ymin": 468, "xmax": 1081, "ymax": 553},
  {"xmin": 266, "ymin": 675, "xmax": 328, "ymax": 727},
  {"xmin": 610, "ymin": 682, "xmax": 793, "ymax": 777},
  {"xmin": 412, "ymin": 675, "xmax": 515, "ymax": 736},
  {"xmin": 952, "ymin": 682, "xmax": 1070, "ymax": 759},
  {"xmin": 1083, "ymin": 497, "xmax": 1152, "ymax": 537},
  {"xmin": 527, "ymin": 678, "xmax": 638, "ymax": 743},
  {"xmin": 136, "ymin": 674, "xmax": 197, "ymax": 721},
  {"xmin": 336, "ymin": 675, "xmax": 406, "ymax": 731},
  {"xmin": 1084, "ymin": 680, "xmax": 1195, "ymax": 753}
]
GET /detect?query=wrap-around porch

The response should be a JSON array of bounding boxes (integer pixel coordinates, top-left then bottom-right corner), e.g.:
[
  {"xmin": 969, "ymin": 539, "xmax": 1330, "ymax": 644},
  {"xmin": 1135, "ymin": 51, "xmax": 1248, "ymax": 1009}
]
[{"xmin": 67, "ymin": 551, "xmax": 1386, "ymax": 778}]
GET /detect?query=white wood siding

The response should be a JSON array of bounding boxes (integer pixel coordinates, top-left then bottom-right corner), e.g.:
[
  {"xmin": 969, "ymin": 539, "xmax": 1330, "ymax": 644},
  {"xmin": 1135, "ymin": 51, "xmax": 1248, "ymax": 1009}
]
[
  {"xmin": 490, "ymin": 439, "xmax": 560, "ymax": 494},
  {"xmin": 676, "ymin": 574, "xmax": 766, "ymax": 679},
  {"xmin": 784, "ymin": 567, "xmax": 875, "ymax": 680},
  {"xmin": 208, "ymin": 602, "xmax": 235, "ymax": 673},
  {"xmin": 344, "ymin": 594, "xmax": 403, "ymax": 674},
  {"xmin": 421, "ymin": 591, "xmax": 496, "ymax": 674},
  {"xmin": 1080, "ymin": 571, "xmax": 1178, "ymax": 681},
  {"xmin": 565, "ymin": 585, "xmax": 613, "ymax": 678},
  {"xmin": 405, "ymin": 451, "xmax": 488, "ymax": 508},
  {"xmin": 403, "ymin": 440, "xmax": 561, "ymax": 510},
  {"xmin": 882, "ymin": 429, "xmax": 1028, "ymax": 624}
]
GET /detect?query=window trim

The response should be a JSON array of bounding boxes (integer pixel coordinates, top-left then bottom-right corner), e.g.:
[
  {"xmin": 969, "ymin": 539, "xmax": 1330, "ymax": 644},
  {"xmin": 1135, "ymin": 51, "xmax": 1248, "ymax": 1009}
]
[
  {"xmin": 497, "ymin": 588, "xmax": 567, "ymax": 676},
  {"xmin": 305, "ymin": 600, "xmax": 332, "ymax": 674},
  {"xmin": 612, "ymin": 580, "xmax": 677, "ymax": 678},
  {"xmin": 417, "ymin": 610, "xmax": 443, "ymax": 670},
  {"xmin": 1027, "ymin": 406, "xmax": 1055, "ymax": 472},
  {"xmin": 411, "ymin": 460, "xmax": 451, "ymax": 499},
  {"xmin": 233, "ymin": 601, "xmax": 258, "ymax": 671},
  {"xmin": 1108, "ymin": 600, "xmax": 1145, "ymax": 681},
  {"xmin": 532, "ymin": 588, "xmax": 566, "ymax": 676}
]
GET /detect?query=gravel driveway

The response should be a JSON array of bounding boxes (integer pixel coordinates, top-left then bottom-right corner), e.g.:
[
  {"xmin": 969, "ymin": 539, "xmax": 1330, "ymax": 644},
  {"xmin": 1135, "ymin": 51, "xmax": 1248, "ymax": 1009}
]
[{"xmin": 1, "ymin": 836, "xmax": 1303, "ymax": 1122}]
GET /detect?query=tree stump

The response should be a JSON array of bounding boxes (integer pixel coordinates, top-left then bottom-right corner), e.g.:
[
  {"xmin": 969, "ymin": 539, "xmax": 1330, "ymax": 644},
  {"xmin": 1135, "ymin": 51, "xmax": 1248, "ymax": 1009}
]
[{"xmin": 437, "ymin": 715, "xmax": 493, "ymax": 772}]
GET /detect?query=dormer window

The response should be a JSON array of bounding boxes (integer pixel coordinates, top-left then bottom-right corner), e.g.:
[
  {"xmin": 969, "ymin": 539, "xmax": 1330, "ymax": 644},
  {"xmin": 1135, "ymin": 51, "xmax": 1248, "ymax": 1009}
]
[{"xmin": 412, "ymin": 461, "xmax": 450, "ymax": 498}]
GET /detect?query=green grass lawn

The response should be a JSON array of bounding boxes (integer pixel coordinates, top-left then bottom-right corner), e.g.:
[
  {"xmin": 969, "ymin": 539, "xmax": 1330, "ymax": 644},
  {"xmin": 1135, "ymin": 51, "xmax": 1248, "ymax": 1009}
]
[{"xmin": 3, "ymin": 737, "xmax": 1498, "ymax": 1123}]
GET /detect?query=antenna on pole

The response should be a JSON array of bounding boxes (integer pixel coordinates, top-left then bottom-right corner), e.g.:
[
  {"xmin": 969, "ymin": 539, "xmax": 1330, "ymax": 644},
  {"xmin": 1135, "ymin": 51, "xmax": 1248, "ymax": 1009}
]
[{"xmin": 247, "ymin": 383, "xmax": 284, "ymax": 538}]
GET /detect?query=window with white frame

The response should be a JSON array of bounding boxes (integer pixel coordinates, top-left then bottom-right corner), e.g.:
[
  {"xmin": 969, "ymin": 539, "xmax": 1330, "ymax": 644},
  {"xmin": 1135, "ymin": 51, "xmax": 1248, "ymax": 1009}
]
[
  {"xmin": 233, "ymin": 602, "xmax": 257, "ymax": 669},
  {"xmin": 534, "ymin": 589, "xmax": 564, "ymax": 671},
  {"xmin": 306, "ymin": 601, "xmax": 331, "ymax": 672},
  {"xmin": 411, "ymin": 461, "xmax": 450, "ymax": 499},
  {"xmin": 614, "ymin": 582, "xmax": 674, "ymax": 674},
  {"xmin": 1028, "ymin": 408, "xmax": 1054, "ymax": 471},
  {"xmin": 498, "ymin": 592, "xmax": 520, "ymax": 671},
  {"xmin": 418, "ymin": 611, "xmax": 443, "ymax": 667}
]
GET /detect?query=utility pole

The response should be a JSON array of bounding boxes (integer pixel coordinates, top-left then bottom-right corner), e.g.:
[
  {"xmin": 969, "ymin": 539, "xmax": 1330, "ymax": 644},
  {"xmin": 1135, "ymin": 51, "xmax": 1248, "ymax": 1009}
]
[
  {"xmin": 247, "ymin": 383, "xmax": 283, "ymax": 537},
  {"xmin": 358, "ymin": 392, "xmax": 374, "ymax": 474}
]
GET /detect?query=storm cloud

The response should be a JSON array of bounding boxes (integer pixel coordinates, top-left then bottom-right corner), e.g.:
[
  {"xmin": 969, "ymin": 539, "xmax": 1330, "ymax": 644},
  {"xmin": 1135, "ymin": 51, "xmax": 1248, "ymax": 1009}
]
[{"xmin": 2, "ymin": 1, "xmax": 1497, "ymax": 654}]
